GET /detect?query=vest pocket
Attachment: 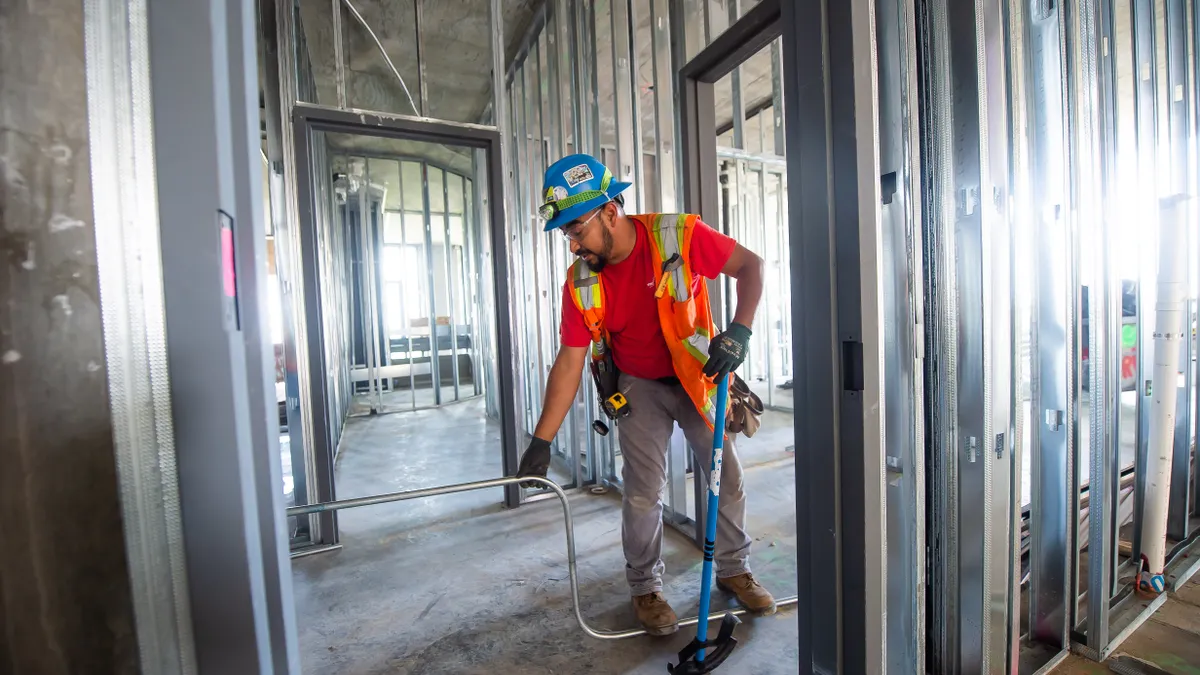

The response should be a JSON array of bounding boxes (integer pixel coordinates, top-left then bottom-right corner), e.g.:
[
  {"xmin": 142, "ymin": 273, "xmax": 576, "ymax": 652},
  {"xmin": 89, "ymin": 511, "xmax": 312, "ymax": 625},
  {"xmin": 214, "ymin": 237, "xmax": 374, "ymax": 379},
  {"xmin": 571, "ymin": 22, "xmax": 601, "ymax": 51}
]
[{"xmin": 671, "ymin": 297, "xmax": 697, "ymax": 337}]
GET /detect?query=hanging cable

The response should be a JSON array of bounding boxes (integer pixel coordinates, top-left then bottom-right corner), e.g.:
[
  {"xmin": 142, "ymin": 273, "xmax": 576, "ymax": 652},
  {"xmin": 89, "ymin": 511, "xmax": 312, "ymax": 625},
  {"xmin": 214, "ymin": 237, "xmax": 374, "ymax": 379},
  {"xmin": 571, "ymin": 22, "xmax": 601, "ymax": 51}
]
[{"xmin": 339, "ymin": 0, "xmax": 421, "ymax": 116}]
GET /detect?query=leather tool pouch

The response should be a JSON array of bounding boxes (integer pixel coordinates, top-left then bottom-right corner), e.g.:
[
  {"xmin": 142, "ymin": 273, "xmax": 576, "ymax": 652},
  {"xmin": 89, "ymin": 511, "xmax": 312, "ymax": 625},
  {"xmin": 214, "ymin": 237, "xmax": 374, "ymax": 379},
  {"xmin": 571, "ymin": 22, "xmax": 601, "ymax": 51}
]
[{"xmin": 725, "ymin": 373, "xmax": 764, "ymax": 438}]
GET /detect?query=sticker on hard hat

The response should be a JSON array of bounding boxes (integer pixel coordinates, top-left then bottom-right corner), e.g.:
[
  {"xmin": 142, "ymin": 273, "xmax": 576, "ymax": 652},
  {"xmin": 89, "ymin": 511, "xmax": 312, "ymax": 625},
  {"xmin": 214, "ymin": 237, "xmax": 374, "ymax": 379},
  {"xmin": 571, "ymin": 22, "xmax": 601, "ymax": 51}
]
[
  {"xmin": 564, "ymin": 164, "xmax": 594, "ymax": 187},
  {"xmin": 553, "ymin": 186, "xmax": 568, "ymax": 201}
]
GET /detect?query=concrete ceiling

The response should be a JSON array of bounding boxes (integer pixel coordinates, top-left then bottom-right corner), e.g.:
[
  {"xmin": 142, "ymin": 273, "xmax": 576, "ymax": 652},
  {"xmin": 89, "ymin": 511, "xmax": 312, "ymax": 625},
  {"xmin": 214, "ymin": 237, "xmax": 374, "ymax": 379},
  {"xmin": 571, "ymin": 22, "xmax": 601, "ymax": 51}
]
[
  {"xmin": 297, "ymin": 0, "xmax": 539, "ymax": 173},
  {"xmin": 298, "ymin": 0, "xmax": 540, "ymax": 120},
  {"xmin": 291, "ymin": 0, "xmax": 1173, "ymax": 245},
  {"xmin": 322, "ymin": 132, "xmax": 478, "ymax": 177},
  {"xmin": 291, "ymin": 0, "xmax": 795, "ymax": 178}
]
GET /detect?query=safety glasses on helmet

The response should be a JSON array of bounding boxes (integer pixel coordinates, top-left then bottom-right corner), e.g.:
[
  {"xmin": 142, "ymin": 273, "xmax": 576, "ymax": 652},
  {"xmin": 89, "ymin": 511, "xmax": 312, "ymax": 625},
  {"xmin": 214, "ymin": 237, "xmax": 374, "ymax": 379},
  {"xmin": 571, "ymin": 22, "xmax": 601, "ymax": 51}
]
[{"xmin": 558, "ymin": 203, "xmax": 609, "ymax": 242}]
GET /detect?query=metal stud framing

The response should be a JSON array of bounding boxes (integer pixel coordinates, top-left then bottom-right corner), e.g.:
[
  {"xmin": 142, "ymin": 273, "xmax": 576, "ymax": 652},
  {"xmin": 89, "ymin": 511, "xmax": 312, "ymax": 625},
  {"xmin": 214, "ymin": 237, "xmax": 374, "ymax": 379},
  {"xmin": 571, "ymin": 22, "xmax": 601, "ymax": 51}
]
[
  {"xmin": 876, "ymin": 0, "xmax": 927, "ymax": 669},
  {"xmin": 779, "ymin": 0, "xmax": 888, "ymax": 668},
  {"xmin": 1073, "ymin": 0, "xmax": 1122, "ymax": 655},
  {"xmin": 1016, "ymin": 0, "xmax": 1075, "ymax": 661},
  {"xmin": 1129, "ymin": 0, "xmax": 1159, "ymax": 567},
  {"xmin": 103, "ymin": 0, "xmax": 1200, "ymax": 668},
  {"xmin": 918, "ymin": 0, "xmax": 1018, "ymax": 669}
]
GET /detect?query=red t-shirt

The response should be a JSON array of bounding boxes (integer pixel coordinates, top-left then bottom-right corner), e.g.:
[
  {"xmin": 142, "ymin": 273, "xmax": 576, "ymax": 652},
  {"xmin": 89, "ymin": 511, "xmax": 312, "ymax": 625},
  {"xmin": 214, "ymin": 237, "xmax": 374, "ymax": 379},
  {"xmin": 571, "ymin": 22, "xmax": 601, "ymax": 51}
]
[{"xmin": 560, "ymin": 216, "xmax": 736, "ymax": 380}]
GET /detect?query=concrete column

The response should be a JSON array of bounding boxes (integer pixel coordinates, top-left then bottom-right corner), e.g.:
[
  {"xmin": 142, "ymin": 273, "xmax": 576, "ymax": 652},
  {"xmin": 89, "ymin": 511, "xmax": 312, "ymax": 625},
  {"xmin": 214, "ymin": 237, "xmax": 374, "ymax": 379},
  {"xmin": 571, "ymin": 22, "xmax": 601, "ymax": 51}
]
[{"xmin": 0, "ymin": 1, "xmax": 138, "ymax": 673}]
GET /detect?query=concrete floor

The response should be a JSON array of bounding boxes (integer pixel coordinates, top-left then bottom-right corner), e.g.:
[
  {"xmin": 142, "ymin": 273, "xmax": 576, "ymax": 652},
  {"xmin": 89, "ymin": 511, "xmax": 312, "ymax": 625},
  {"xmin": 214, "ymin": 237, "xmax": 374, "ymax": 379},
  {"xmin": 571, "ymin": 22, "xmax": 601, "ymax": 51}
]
[
  {"xmin": 293, "ymin": 400, "xmax": 799, "ymax": 674},
  {"xmin": 330, "ymin": 400, "xmax": 507, "ymax": 537},
  {"xmin": 347, "ymin": 385, "xmax": 477, "ymax": 416},
  {"xmin": 1053, "ymin": 576, "xmax": 1200, "ymax": 674}
]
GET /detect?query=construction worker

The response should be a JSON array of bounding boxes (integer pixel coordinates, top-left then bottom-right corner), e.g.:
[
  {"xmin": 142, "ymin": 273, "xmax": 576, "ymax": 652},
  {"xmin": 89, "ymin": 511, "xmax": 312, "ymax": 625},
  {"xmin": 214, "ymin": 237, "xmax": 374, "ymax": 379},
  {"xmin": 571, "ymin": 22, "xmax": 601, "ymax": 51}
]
[{"xmin": 515, "ymin": 153, "xmax": 775, "ymax": 636}]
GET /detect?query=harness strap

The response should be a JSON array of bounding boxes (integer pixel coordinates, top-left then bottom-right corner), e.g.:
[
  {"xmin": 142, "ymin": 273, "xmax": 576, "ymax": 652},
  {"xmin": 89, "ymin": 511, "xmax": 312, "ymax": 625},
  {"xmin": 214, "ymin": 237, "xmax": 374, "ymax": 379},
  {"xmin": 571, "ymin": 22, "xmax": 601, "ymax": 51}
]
[
  {"xmin": 571, "ymin": 261, "xmax": 607, "ymax": 355},
  {"xmin": 650, "ymin": 214, "xmax": 692, "ymax": 303}
]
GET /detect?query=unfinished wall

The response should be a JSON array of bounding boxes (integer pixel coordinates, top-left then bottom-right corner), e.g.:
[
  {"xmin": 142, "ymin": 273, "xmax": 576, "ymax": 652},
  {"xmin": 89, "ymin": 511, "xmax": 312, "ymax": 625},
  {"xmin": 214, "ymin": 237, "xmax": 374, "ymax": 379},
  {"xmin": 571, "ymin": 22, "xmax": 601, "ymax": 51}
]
[{"xmin": 0, "ymin": 1, "xmax": 138, "ymax": 672}]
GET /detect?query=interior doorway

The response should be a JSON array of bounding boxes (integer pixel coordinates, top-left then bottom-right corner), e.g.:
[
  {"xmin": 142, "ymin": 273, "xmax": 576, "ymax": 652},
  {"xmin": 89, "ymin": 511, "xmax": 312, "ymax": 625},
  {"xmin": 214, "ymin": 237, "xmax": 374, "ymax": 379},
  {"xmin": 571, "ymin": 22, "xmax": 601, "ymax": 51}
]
[
  {"xmin": 718, "ymin": 153, "xmax": 792, "ymax": 411},
  {"xmin": 284, "ymin": 105, "xmax": 520, "ymax": 552},
  {"xmin": 329, "ymin": 150, "xmax": 489, "ymax": 415}
]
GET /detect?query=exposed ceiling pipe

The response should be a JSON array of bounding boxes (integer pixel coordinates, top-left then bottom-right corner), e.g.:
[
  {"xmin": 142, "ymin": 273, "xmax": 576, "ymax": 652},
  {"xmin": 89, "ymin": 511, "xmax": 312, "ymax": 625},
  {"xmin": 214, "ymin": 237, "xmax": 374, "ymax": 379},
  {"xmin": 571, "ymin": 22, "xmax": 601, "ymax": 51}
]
[{"xmin": 340, "ymin": 0, "xmax": 421, "ymax": 116}]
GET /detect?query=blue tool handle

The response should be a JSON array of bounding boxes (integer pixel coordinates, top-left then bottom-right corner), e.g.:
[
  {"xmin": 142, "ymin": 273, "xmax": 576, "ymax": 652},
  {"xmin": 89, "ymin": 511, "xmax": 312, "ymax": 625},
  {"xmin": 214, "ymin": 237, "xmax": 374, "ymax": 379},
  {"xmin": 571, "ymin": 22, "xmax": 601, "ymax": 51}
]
[{"xmin": 695, "ymin": 375, "xmax": 730, "ymax": 662}]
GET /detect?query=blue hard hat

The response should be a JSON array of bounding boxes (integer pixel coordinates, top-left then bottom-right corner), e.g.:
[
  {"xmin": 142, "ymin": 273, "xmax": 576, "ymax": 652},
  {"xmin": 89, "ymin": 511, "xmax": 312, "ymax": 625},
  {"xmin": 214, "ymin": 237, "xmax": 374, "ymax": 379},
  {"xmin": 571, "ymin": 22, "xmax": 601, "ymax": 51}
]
[{"xmin": 538, "ymin": 154, "xmax": 631, "ymax": 232}]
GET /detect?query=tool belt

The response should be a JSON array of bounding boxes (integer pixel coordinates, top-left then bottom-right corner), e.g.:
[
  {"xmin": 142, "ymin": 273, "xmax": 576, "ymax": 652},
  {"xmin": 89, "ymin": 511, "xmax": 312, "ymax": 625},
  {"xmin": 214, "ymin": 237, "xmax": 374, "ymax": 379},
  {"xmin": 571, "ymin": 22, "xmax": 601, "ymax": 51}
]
[
  {"xmin": 590, "ymin": 349, "xmax": 630, "ymax": 422},
  {"xmin": 587, "ymin": 350, "xmax": 762, "ymax": 439},
  {"xmin": 725, "ymin": 374, "xmax": 764, "ymax": 438},
  {"xmin": 650, "ymin": 372, "xmax": 763, "ymax": 438}
]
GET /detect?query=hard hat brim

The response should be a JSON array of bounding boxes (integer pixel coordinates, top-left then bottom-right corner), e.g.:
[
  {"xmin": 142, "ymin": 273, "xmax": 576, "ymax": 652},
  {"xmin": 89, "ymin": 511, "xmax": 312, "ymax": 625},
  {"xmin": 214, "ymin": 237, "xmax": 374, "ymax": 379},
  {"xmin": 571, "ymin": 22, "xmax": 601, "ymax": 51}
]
[{"xmin": 542, "ymin": 179, "xmax": 632, "ymax": 232}]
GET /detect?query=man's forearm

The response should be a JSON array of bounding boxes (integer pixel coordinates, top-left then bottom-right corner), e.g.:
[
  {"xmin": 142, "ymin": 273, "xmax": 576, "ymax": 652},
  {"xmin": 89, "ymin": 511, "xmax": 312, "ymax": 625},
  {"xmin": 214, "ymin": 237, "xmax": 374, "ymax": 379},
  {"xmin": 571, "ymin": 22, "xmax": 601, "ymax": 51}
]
[
  {"xmin": 533, "ymin": 350, "xmax": 586, "ymax": 441},
  {"xmin": 730, "ymin": 257, "xmax": 764, "ymax": 328}
]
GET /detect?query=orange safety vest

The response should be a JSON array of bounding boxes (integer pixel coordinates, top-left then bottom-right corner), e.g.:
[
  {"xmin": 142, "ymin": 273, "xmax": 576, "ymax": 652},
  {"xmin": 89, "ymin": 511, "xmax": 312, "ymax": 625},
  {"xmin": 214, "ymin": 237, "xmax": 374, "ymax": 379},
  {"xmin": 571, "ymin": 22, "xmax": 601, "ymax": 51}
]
[{"xmin": 567, "ymin": 213, "xmax": 726, "ymax": 431}]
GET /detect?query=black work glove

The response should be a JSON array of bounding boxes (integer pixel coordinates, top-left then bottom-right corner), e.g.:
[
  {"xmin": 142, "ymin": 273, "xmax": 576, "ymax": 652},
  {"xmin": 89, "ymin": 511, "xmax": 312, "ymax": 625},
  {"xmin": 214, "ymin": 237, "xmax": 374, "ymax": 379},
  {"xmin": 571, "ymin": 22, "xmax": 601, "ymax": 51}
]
[
  {"xmin": 515, "ymin": 437, "xmax": 552, "ymax": 488},
  {"xmin": 703, "ymin": 322, "xmax": 753, "ymax": 380}
]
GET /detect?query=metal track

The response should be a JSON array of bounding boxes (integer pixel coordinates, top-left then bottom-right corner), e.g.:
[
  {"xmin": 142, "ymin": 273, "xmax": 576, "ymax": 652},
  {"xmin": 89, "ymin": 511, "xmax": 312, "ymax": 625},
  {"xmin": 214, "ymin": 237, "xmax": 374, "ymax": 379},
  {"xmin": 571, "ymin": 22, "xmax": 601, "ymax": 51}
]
[{"xmin": 288, "ymin": 476, "xmax": 799, "ymax": 640}]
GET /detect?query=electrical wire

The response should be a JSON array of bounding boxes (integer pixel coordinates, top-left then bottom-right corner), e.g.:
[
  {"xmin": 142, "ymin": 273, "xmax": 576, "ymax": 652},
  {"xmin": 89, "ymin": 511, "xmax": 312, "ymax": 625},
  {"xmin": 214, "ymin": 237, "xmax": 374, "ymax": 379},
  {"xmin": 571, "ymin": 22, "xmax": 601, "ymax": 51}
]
[{"xmin": 339, "ymin": 0, "xmax": 421, "ymax": 116}]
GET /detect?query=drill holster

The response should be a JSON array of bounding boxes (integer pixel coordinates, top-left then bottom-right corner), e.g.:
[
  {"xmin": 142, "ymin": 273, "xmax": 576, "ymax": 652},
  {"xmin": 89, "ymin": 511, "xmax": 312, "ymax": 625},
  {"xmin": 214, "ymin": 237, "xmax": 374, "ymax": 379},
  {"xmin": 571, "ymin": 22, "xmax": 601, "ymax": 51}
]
[{"xmin": 589, "ymin": 346, "xmax": 630, "ymax": 423}]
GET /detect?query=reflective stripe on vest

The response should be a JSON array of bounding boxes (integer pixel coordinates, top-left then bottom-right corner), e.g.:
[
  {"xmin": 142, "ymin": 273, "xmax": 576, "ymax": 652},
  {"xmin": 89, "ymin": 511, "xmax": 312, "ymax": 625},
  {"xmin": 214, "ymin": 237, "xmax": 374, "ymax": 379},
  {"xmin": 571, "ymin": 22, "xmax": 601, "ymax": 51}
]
[
  {"xmin": 570, "ymin": 259, "xmax": 607, "ymax": 358},
  {"xmin": 645, "ymin": 214, "xmax": 719, "ymax": 428},
  {"xmin": 564, "ymin": 213, "xmax": 726, "ymax": 431},
  {"xmin": 650, "ymin": 214, "xmax": 691, "ymax": 303}
]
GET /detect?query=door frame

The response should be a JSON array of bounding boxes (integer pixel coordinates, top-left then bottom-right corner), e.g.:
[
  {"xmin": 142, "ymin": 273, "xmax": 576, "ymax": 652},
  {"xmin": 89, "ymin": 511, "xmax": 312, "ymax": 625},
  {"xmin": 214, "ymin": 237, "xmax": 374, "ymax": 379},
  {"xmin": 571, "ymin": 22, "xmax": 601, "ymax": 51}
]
[
  {"xmin": 291, "ymin": 104, "xmax": 523, "ymax": 549},
  {"xmin": 670, "ymin": 0, "xmax": 783, "ymax": 550},
  {"xmin": 676, "ymin": 0, "xmax": 889, "ymax": 670}
]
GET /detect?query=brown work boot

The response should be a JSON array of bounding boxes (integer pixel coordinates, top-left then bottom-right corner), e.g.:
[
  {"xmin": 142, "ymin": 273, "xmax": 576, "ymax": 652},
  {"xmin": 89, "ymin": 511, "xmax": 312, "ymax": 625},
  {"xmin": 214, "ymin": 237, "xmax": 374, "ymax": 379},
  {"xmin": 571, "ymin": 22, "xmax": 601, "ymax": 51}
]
[
  {"xmin": 717, "ymin": 573, "xmax": 777, "ymax": 615},
  {"xmin": 632, "ymin": 592, "xmax": 679, "ymax": 636}
]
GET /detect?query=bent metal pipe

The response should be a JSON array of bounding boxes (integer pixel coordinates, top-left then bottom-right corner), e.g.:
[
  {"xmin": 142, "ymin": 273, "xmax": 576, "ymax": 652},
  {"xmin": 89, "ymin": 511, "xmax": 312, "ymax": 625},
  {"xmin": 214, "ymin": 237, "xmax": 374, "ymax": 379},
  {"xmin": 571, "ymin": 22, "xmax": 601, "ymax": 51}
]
[{"xmin": 287, "ymin": 476, "xmax": 799, "ymax": 640}]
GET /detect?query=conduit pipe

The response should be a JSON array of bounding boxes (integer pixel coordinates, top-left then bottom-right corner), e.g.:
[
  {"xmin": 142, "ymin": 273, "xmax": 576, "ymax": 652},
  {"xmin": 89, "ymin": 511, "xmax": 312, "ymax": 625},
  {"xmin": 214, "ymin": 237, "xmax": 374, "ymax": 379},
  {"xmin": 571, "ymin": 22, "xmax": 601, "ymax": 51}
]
[
  {"xmin": 288, "ymin": 476, "xmax": 800, "ymax": 639},
  {"xmin": 1139, "ymin": 195, "xmax": 1191, "ymax": 592}
]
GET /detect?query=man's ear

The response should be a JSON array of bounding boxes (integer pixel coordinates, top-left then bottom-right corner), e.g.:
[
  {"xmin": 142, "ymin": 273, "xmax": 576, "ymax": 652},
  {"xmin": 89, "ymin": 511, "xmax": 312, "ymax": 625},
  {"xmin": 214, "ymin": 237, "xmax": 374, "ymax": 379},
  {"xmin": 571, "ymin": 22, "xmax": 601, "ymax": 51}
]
[{"xmin": 602, "ymin": 201, "xmax": 618, "ymax": 227}]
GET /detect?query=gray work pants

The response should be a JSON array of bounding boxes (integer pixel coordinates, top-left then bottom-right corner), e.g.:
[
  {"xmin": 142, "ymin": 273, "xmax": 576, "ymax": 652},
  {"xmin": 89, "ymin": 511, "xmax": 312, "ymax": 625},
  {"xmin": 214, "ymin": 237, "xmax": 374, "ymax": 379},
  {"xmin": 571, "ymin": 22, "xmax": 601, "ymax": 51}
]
[{"xmin": 617, "ymin": 373, "xmax": 753, "ymax": 596}]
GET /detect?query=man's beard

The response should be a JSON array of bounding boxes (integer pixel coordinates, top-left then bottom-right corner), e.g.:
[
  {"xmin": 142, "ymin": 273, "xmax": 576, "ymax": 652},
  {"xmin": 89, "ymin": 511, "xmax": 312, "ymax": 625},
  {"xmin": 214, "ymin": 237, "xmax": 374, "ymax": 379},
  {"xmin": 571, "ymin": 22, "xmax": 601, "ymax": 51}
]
[{"xmin": 575, "ymin": 227, "xmax": 615, "ymax": 272}]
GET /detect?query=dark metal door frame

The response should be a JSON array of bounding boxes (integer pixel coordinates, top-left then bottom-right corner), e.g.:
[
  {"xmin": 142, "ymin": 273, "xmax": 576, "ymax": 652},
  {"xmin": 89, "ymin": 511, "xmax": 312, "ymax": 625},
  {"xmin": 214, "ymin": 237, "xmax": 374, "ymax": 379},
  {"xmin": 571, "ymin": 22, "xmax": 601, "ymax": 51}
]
[
  {"xmin": 291, "ymin": 104, "xmax": 522, "ymax": 548},
  {"xmin": 676, "ymin": 0, "xmax": 782, "ymax": 551},
  {"xmin": 678, "ymin": 0, "xmax": 782, "ymax": 245},
  {"xmin": 677, "ymin": 0, "xmax": 880, "ymax": 671}
]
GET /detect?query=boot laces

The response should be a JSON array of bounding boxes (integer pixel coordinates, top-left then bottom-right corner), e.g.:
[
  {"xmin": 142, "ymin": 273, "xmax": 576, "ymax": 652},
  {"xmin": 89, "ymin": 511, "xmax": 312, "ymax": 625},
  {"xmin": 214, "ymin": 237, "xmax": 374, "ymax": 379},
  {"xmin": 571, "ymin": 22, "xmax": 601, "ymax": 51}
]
[
  {"xmin": 640, "ymin": 591, "xmax": 667, "ymax": 605},
  {"xmin": 729, "ymin": 573, "xmax": 761, "ymax": 590}
]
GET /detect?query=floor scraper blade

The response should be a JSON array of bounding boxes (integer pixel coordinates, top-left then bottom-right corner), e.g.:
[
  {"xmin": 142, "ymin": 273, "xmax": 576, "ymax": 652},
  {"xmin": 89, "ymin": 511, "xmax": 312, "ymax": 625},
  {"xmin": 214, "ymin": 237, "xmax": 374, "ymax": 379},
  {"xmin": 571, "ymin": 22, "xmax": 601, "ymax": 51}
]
[{"xmin": 667, "ymin": 612, "xmax": 740, "ymax": 674}]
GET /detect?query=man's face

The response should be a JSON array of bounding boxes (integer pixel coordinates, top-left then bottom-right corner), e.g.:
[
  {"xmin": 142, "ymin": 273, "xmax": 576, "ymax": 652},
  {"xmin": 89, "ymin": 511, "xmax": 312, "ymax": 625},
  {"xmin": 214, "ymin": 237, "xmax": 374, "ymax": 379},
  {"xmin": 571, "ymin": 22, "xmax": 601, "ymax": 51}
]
[{"xmin": 563, "ymin": 202, "xmax": 616, "ymax": 271}]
